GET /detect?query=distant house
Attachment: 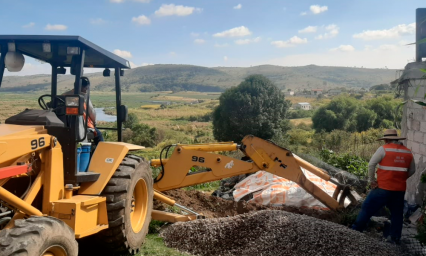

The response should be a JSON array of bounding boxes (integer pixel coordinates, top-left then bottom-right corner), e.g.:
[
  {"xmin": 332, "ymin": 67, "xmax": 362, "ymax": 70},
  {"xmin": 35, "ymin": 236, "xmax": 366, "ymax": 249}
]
[
  {"xmin": 327, "ymin": 89, "xmax": 342, "ymax": 96},
  {"xmin": 311, "ymin": 89, "xmax": 323, "ymax": 95},
  {"xmin": 295, "ymin": 102, "xmax": 312, "ymax": 110},
  {"xmin": 286, "ymin": 91, "xmax": 295, "ymax": 96}
]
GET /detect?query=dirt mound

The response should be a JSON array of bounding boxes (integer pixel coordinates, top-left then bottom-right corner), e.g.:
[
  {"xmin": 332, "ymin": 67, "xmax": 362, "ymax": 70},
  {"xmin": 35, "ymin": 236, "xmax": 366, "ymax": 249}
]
[
  {"xmin": 161, "ymin": 210, "xmax": 403, "ymax": 256},
  {"xmin": 154, "ymin": 189, "xmax": 337, "ymax": 222}
]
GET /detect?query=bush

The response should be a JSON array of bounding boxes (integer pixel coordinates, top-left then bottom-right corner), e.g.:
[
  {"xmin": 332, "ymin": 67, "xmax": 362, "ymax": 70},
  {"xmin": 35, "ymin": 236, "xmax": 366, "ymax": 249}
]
[
  {"xmin": 287, "ymin": 109, "xmax": 314, "ymax": 119},
  {"xmin": 213, "ymin": 75, "xmax": 291, "ymax": 142},
  {"xmin": 312, "ymin": 96, "xmax": 401, "ymax": 133},
  {"xmin": 319, "ymin": 149, "xmax": 368, "ymax": 177}
]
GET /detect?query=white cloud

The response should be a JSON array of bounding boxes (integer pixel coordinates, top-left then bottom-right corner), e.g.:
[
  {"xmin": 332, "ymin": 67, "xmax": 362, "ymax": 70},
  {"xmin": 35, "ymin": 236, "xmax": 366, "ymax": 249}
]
[
  {"xmin": 113, "ymin": 49, "xmax": 133, "ymax": 58},
  {"xmin": 170, "ymin": 51, "xmax": 176, "ymax": 56},
  {"xmin": 129, "ymin": 62, "xmax": 153, "ymax": 68},
  {"xmin": 214, "ymin": 43, "xmax": 229, "ymax": 48},
  {"xmin": 132, "ymin": 15, "xmax": 151, "ymax": 25},
  {"xmin": 378, "ymin": 44, "xmax": 398, "ymax": 51},
  {"xmin": 90, "ymin": 18, "xmax": 107, "ymax": 25},
  {"xmin": 310, "ymin": 5, "xmax": 328, "ymax": 14},
  {"xmin": 266, "ymin": 44, "xmax": 414, "ymax": 69},
  {"xmin": 315, "ymin": 24, "xmax": 339, "ymax": 39},
  {"xmin": 300, "ymin": 12, "xmax": 307, "ymax": 16},
  {"xmin": 155, "ymin": 4, "xmax": 202, "ymax": 17},
  {"xmin": 133, "ymin": 0, "xmax": 151, "ymax": 2},
  {"xmin": 110, "ymin": 0, "xmax": 124, "ymax": 2},
  {"xmin": 353, "ymin": 23, "xmax": 415, "ymax": 40},
  {"xmin": 271, "ymin": 36, "xmax": 308, "ymax": 48},
  {"xmin": 213, "ymin": 26, "xmax": 252, "ymax": 38},
  {"xmin": 224, "ymin": 56, "xmax": 228, "ymax": 61},
  {"xmin": 190, "ymin": 32, "xmax": 200, "ymax": 37},
  {"xmin": 234, "ymin": 4, "xmax": 242, "ymax": 10},
  {"xmin": 330, "ymin": 45, "xmax": 355, "ymax": 52},
  {"xmin": 45, "ymin": 24, "xmax": 67, "ymax": 31},
  {"xmin": 22, "ymin": 22, "xmax": 35, "ymax": 28},
  {"xmin": 298, "ymin": 26, "xmax": 317, "ymax": 33},
  {"xmin": 235, "ymin": 37, "xmax": 261, "ymax": 45},
  {"xmin": 194, "ymin": 39, "xmax": 205, "ymax": 44}
]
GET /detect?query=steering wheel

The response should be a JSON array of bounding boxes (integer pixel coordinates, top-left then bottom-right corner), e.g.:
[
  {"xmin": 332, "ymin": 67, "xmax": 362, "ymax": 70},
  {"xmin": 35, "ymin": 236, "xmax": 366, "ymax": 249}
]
[{"xmin": 38, "ymin": 94, "xmax": 65, "ymax": 110}]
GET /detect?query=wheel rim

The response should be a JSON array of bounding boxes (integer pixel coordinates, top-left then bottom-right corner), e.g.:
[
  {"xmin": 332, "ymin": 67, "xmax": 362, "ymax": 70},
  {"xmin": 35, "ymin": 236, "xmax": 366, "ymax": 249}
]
[
  {"xmin": 42, "ymin": 245, "xmax": 67, "ymax": 256},
  {"xmin": 130, "ymin": 178, "xmax": 149, "ymax": 233}
]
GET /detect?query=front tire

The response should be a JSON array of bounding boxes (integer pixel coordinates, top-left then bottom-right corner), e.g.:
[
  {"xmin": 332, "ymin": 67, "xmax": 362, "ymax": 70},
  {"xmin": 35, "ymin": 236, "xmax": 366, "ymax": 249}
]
[
  {"xmin": 98, "ymin": 155, "xmax": 153, "ymax": 255},
  {"xmin": 0, "ymin": 216, "xmax": 78, "ymax": 256}
]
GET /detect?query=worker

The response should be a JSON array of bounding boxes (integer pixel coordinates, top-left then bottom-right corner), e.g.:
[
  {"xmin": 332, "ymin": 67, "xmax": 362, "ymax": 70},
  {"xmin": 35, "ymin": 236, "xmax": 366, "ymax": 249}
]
[
  {"xmin": 63, "ymin": 77, "xmax": 104, "ymax": 144},
  {"xmin": 352, "ymin": 129, "xmax": 415, "ymax": 244}
]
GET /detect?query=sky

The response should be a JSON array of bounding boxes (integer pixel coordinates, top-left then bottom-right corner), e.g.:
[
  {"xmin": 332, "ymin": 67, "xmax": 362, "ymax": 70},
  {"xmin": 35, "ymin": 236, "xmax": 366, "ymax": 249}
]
[{"xmin": 0, "ymin": 0, "xmax": 424, "ymax": 75}]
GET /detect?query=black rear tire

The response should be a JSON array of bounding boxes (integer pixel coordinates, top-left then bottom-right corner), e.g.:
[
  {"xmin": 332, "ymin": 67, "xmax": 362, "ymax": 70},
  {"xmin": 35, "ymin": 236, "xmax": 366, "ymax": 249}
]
[
  {"xmin": 96, "ymin": 155, "xmax": 153, "ymax": 255},
  {"xmin": 0, "ymin": 216, "xmax": 78, "ymax": 256}
]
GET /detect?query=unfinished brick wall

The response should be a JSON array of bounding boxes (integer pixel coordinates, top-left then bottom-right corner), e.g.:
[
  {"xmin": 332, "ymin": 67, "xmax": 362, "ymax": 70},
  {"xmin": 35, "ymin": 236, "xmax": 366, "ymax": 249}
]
[{"xmin": 402, "ymin": 84, "xmax": 426, "ymax": 205}]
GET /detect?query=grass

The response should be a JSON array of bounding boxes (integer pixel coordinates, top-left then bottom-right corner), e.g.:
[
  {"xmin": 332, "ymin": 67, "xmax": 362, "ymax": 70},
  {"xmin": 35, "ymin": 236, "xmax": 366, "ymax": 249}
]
[
  {"xmin": 290, "ymin": 118, "xmax": 313, "ymax": 126},
  {"xmin": 137, "ymin": 234, "xmax": 192, "ymax": 256},
  {"xmin": 141, "ymin": 105, "xmax": 161, "ymax": 109}
]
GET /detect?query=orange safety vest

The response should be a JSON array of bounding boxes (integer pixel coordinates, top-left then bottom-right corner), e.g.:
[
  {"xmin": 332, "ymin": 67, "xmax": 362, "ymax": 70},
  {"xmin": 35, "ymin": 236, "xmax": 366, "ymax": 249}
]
[
  {"xmin": 83, "ymin": 102, "xmax": 95, "ymax": 130},
  {"xmin": 377, "ymin": 143, "xmax": 413, "ymax": 191}
]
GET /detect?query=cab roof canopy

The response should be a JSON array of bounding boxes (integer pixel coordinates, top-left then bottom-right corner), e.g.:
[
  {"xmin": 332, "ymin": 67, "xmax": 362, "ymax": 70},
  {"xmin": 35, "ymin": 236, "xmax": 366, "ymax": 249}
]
[
  {"xmin": 0, "ymin": 35, "xmax": 130, "ymax": 143},
  {"xmin": 0, "ymin": 35, "xmax": 131, "ymax": 69}
]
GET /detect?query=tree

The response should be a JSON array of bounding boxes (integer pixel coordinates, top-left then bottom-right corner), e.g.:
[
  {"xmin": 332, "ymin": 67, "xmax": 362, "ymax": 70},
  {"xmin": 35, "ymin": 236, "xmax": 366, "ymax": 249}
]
[
  {"xmin": 124, "ymin": 113, "xmax": 139, "ymax": 130},
  {"xmin": 365, "ymin": 96, "xmax": 397, "ymax": 128},
  {"xmin": 312, "ymin": 96, "xmax": 359, "ymax": 132},
  {"xmin": 123, "ymin": 123, "xmax": 157, "ymax": 147},
  {"xmin": 356, "ymin": 108, "xmax": 377, "ymax": 132},
  {"xmin": 212, "ymin": 75, "xmax": 291, "ymax": 142}
]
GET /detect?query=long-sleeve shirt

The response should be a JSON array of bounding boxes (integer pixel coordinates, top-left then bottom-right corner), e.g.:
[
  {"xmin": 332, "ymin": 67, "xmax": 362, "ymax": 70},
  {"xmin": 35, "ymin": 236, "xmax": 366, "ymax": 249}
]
[{"xmin": 368, "ymin": 142, "xmax": 416, "ymax": 182}]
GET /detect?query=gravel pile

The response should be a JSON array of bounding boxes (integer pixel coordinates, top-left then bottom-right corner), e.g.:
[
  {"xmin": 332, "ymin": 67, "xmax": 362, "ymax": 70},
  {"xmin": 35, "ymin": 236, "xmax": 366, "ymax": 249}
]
[{"xmin": 161, "ymin": 210, "xmax": 404, "ymax": 256}]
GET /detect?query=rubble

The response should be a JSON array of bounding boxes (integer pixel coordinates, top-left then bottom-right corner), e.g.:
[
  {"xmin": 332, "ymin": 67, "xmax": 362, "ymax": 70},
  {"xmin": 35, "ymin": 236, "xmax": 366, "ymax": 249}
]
[
  {"xmin": 155, "ymin": 189, "xmax": 338, "ymax": 222},
  {"xmin": 161, "ymin": 210, "xmax": 406, "ymax": 256}
]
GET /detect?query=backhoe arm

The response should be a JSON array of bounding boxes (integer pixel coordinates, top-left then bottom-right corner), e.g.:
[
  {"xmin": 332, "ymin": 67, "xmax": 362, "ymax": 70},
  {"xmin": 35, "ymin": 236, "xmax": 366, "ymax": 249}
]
[{"xmin": 151, "ymin": 135, "xmax": 356, "ymax": 211}]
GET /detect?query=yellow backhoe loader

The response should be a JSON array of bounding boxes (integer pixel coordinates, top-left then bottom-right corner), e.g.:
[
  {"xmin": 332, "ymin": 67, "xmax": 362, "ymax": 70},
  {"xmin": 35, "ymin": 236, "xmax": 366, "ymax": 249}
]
[{"xmin": 0, "ymin": 35, "xmax": 356, "ymax": 256}]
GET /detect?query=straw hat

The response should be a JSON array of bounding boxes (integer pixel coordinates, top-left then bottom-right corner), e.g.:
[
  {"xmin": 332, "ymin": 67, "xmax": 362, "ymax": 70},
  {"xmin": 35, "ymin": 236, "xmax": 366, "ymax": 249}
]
[{"xmin": 377, "ymin": 129, "xmax": 406, "ymax": 141}]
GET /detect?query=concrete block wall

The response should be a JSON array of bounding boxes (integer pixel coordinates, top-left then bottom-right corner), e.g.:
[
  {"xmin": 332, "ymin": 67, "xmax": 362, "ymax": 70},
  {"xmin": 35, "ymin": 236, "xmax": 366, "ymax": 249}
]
[{"xmin": 402, "ymin": 84, "xmax": 426, "ymax": 205}]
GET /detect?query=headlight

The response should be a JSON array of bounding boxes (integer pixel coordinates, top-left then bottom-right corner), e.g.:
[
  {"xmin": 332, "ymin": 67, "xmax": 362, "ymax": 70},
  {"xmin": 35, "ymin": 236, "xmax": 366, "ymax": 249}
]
[{"xmin": 65, "ymin": 97, "xmax": 80, "ymax": 107}]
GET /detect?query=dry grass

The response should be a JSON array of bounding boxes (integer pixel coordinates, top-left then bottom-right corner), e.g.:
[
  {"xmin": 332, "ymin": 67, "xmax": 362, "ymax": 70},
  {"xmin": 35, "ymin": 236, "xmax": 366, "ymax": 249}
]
[
  {"xmin": 290, "ymin": 118, "xmax": 312, "ymax": 126},
  {"xmin": 287, "ymin": 96, "xmax": 317, "ymax": 104},
  {"xmin": 141, "ymin": 105, "xmax": 161, "ymax": 109},
  {"xmin": 152, "ymin": 95, "xmax": 198, "ymax": 102}
]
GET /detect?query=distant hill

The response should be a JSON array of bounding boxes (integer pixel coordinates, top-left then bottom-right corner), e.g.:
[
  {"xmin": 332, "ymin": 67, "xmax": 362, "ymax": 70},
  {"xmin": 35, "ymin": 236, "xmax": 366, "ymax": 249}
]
[{"xmin": 0, "ymin": 64, "xmax": 399, "ymax": 93}]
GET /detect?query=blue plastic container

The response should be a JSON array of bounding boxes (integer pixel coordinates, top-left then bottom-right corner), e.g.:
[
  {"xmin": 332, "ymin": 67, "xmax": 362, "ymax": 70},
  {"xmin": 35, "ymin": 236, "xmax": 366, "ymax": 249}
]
[
  {"xmin": 79, "ymin": 143, "xmax": 91, "ymax": 172},
  {"xmin": 77, "ymin": 147, "xmax": 82, "ymax": 172}
]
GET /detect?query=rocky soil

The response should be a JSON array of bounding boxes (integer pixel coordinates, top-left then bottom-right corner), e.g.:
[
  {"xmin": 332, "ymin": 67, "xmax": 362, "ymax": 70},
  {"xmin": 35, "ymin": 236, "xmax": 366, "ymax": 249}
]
[{"xmin": 161, "ymin": 210, "xmax": 405, "ymax": 256}]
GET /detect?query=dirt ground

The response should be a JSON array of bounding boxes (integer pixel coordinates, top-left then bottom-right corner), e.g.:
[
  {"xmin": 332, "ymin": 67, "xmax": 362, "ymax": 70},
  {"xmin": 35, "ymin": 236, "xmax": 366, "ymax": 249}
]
[{"xmin": 154, "ymin": 189, "xmax": 339, "ymax": 222}]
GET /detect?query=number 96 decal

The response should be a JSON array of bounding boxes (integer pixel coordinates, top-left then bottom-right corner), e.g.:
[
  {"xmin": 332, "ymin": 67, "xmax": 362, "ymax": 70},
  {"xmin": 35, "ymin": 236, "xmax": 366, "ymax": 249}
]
[{"xmin": 31, "ymin": 137, "xmax": 46, "ymax": 150}]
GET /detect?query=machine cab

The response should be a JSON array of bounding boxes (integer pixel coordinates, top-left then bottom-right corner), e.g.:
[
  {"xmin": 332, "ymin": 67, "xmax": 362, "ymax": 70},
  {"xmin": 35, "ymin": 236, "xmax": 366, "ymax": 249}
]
[{"xmin": 0, "ymin": 35, "xmax": 130, "ymax": 184}]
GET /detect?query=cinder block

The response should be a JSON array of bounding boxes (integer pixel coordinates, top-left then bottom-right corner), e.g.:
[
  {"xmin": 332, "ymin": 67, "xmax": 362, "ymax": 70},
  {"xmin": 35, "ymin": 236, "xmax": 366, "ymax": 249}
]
[
  {"xmin": 407, "ymin": 140, "xmax": 413, "ymax": 149},
  {"xmin": 415, "ymin": 109, "xmax": 425, "ymax": 121},
  {"xmin": 421, "ymin": 122, "xmax": 426, "ymax": 133},
  {"xmin": 412, "ymin": 142, "xmax": 420, "ymax": 154},
  {"xmin": 408, "ymin": 87, "xmax": 415, "ymax": 97},
  {"xmin": 408, "ymin": 130, "xmax": 414, "ymax": 141},
  {"xmin": 412, "ymin": 120, "xmax": 421, "ymax": 131},
  {"xmin": 420, "ymin": 144, "xmax": 426, "ymax": 156},
  {"xmin": 414, "ymin": 153, "xmax": 422, "ymax": 164},
  {"xmin": 414, "ymin": 131, "xmax": 424, "ymax": 143},
  {"xmin": 416, "ymin": 86, "xmax": 425, "ymax": 98}
]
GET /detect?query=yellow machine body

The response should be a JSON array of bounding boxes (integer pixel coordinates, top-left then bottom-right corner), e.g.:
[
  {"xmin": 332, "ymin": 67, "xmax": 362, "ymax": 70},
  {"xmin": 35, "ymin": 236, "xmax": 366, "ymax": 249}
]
[
  {"xmin": 151, "ymin": 135, "xmax": 357, "ymax": 216},
  {"xmin": 0, "ymin": 123, "xmax": 355, "ymax": 244},
  {"xmin": 0, "ymin": 124, "xmax": 142, "ymax": 239}
]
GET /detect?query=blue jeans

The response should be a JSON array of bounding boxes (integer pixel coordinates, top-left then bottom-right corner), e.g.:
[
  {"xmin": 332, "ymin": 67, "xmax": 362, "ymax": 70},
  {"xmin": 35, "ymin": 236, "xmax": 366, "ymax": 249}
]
[
  {"xmin": 94, "ymin": 127, "xmax": 104, "ymax": 145},
  {"xmin": 352, "ymin": 188, "xmax": 405, "ymax": 240}
]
